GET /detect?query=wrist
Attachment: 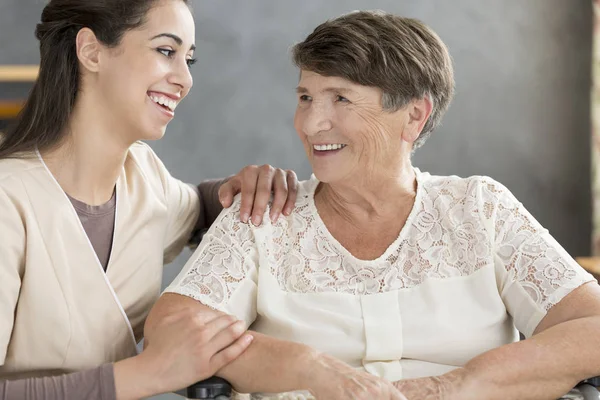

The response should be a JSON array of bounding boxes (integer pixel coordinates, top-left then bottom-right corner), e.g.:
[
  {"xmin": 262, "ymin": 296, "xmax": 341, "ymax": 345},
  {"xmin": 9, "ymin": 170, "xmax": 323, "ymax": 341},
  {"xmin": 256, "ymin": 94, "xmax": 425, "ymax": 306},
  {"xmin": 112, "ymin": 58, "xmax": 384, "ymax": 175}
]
[
  {"xmin": 439, "ymin": 367, "xmax": 476, "ymax": 400},
  {"xmin": 303, "ymin": 350, "xmax": 350, "ymax": 394},
  {"xmin": 114, "ymin": 353, "xmax": 163, "ymax": 400},
  {"xmin": 295, "ymin": 346, "xmax": 323, "ymax": 390}
]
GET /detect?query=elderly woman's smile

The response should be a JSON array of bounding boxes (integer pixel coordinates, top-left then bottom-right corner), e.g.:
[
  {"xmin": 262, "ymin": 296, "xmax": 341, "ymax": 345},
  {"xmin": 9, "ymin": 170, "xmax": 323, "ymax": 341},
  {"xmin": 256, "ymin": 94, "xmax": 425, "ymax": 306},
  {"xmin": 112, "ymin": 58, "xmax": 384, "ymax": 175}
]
[{"xmin": 312, "ymin": 143, "xmax": 347, "ymax": 154}]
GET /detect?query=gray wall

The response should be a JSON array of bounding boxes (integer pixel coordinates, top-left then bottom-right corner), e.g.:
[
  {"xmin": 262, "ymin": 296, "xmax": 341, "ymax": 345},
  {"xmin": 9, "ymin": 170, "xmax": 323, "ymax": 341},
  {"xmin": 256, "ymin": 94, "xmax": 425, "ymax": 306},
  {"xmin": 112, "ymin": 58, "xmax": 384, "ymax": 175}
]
[{"xmin": 0, "ymin": 1, "xmax": 593, "ymax": 397}]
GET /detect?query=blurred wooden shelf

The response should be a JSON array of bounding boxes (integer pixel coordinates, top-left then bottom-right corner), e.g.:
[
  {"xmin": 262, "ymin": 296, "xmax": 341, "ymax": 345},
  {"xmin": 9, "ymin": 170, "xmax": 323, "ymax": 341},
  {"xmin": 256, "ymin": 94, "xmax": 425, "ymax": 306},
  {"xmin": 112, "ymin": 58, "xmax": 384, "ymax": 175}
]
[
  {"xmin": 0, "ymin": 100, "xmax": 24, "ymax": 119},
  {"xmin": 576, "ymin": 257, "xmax": 600, "ymax": 276},
  {"xmin": 0, "ymin": 65, "xmax": 39, "ymax": 82}
]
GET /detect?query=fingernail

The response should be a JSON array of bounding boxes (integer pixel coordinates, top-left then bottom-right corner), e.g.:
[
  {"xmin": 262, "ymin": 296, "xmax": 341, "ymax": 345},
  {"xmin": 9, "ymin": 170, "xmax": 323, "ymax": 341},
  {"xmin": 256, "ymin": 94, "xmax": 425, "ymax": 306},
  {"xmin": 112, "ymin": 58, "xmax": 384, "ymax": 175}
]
[
  {"xmin": 270, "ymin": 213, "xmax": 279, "ymax": 222},
  {"xmin": 245, "ymin": 334, "xmax": 254, "ymax": 343},
  {"xmin": 252, "ymin": 216, "xmax": 262, "ymax": 226},
  {"xmin": 283, "ymin": 208, "xmax": 291, "ymax": 216},
  {"xmin": 241, "ymin": 213, "xmax": 249, "ymax": 223}
]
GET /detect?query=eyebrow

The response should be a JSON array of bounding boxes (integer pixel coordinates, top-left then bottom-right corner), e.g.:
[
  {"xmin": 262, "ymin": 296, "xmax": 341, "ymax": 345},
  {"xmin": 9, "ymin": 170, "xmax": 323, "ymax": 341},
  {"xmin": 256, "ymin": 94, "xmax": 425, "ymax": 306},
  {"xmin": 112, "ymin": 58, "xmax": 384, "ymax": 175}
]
[
  {"xmin": 151, "ymin": 33, "xmax": 196, "ymax": 51},
  {"xmin": 295, "ymin": 86, "xmax": 356, "ymax": 95}
]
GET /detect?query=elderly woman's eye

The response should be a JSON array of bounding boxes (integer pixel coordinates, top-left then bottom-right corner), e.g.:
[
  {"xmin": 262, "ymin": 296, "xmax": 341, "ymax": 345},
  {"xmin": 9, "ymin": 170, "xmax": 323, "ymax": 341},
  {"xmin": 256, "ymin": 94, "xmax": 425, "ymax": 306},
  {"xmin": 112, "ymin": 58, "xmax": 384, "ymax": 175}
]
[{"xmin": 336, "ymin": 95, "xmax": 350, "ymax": 103}]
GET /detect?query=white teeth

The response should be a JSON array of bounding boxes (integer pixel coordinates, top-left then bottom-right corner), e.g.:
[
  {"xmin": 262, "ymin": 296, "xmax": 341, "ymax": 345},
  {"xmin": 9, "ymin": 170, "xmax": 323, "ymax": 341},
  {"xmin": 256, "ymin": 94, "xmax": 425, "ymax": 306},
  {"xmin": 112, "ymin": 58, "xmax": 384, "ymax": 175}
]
[
  {"xmin": 149, "ymin": 94, "xmax": 177, "ymax": 112},
  {"xmin": 313, "ymin": 144, "xmax": 346, "ymax": 151}
]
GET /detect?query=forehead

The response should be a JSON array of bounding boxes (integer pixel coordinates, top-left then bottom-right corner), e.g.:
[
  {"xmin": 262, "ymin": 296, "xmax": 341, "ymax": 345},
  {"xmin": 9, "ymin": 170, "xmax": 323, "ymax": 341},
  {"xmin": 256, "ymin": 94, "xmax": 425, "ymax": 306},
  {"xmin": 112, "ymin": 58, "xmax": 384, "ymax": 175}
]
[
  {"xmin": 130, "ymin": 0, "xmax": 195, "ymax": 45},
  {"xmin": 298, "ymin": 70, "xmax": 382, "ymax": 99},
  {"xmin": 298, "ymin": 70, "xmax": 355, "ymax": 88}
]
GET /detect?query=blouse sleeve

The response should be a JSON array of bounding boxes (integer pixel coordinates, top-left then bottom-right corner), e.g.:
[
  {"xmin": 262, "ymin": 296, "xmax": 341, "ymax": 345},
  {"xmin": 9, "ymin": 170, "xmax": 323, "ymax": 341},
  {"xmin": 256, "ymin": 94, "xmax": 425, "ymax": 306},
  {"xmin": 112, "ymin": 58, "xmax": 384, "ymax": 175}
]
[
  {"xmin": 163, "ymin": 196, "xmax": 259, "ymax": 327},
  {"xmin": 0, "ymin": 185, "xmax": 26, "ymax": 365},
  {"xmin": 478, "ymin": 178, "xmax": 595, "ymax": 337}
]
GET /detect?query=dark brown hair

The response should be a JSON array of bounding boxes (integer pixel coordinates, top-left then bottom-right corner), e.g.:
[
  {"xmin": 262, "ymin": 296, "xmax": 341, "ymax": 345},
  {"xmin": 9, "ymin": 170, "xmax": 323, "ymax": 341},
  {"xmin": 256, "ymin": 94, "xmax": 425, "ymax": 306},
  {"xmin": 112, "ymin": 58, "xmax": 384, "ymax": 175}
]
[
  {"xmin": 0, "ymin": 0, "xmax": 189, "ymax": 159},
  {"xmin": 292, "ymin": 10, "xmax": 455, "ymax": 149}
]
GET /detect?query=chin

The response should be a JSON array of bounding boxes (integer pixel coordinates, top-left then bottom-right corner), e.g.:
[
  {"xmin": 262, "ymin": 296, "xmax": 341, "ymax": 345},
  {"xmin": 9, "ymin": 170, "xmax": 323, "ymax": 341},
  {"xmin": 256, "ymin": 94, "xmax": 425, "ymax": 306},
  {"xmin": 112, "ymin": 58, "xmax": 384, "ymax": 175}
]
[
  {"xmin": 312, "ymin": 169, "xmax": 340, "ymax": 184},
  {"xmin": 139, "ymin": 126, "xmax": 168, "ymax": 141}
]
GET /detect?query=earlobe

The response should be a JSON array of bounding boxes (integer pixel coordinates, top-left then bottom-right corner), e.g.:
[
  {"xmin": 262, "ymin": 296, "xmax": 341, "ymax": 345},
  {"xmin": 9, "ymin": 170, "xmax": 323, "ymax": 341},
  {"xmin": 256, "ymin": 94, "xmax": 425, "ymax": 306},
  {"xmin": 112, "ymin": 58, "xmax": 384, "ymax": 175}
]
[
  {"xmin": 404, "ymin": 127, "xmax": 420, "ymax": 143},
  {"xmin": 76, "ymin": 28, "xmax": 102, "ymax": 73}
]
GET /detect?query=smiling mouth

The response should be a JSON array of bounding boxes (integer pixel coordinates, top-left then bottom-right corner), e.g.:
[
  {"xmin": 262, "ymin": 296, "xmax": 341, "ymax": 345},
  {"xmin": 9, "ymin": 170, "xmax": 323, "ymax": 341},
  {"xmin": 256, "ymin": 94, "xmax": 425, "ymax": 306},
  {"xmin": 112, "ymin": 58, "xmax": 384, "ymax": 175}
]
[
  {"xmin": 313, "ymin": 144, "xmax": 347, "ymax": 153},
  {"xmin": 147, "ymin": 92, "xmax": 177, "ymax": 113}
]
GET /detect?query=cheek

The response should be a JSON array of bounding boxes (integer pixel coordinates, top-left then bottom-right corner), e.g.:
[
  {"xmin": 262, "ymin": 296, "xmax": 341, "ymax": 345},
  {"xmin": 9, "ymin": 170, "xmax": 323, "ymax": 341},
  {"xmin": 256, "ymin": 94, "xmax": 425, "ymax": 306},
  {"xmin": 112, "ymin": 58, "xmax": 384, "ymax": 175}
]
[
  {"xmin": 143, "ymin": 60, "xmax": 169, "ymax": 85},
  {"xmin": 103, "ymin": 61, "xmax": 150, "ymax": 104},
  {"xmin": 126, "ymin": 52, "xmax": 170, "ymax": 87},
  {"xmin": 293, "ymin": 110, "xmax": 305, "ymax": 139},
  {"xmin": 351, "ymin": 114, "xmax": 392, "ymax": 156},
  {"xmin": 98, "ymin": 70, "xmax": 135, "ymax": 112}
]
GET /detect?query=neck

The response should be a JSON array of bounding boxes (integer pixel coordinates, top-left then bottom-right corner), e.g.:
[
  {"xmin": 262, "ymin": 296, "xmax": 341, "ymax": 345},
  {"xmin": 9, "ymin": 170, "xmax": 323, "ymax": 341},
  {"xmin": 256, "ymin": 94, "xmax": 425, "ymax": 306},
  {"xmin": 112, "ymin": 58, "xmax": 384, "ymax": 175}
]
[
  {"xmin": 316, "ymin": 158, "xmax": 417, "ymax": 225},
  {"xmin": 41, "ymin": 95, "xmax": 132, "ymax": 205}
]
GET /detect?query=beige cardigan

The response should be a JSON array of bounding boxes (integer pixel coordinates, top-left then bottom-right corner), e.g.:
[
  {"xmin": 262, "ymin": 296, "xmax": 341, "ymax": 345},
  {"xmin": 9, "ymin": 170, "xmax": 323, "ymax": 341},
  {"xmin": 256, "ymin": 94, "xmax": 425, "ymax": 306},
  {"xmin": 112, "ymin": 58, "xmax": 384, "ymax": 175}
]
[{"xmin": 0, "ymin": 142, "xmax": 199, "ymax": 379}]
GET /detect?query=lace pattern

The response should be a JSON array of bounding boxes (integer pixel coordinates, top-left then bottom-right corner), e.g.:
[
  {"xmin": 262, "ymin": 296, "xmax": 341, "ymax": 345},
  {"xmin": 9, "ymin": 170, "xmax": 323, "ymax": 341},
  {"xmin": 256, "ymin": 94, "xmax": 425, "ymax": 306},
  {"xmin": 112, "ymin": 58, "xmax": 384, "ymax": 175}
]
[
  {"xmin": 173, "ymin": 173, "xmax": 591, "ymax": 312},
  {"xmin": 482, "ymin": 180, "xmax": 588, "ymax": 310},
  {"xmin": 176, "ymin": 208, "xmax": 259, "ymax": 310}
]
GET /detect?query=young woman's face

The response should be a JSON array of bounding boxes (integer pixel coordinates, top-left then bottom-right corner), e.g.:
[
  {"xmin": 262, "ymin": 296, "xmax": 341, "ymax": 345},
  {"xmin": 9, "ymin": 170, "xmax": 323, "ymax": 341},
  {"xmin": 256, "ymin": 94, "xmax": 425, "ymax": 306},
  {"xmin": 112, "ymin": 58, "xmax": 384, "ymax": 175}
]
[{"xmin": 97, "ymin": 0, "xmax": 196, "ymax": 143}]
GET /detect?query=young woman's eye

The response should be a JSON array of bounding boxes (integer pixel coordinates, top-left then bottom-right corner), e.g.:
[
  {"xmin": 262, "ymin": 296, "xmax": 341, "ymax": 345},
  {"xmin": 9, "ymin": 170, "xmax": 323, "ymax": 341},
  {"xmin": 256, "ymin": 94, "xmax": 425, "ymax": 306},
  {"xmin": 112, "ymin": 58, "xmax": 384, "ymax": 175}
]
[
  {"xmin": 186, "ymin": 58, "xmax": 197, "ymax": 68},
  {"xmin": 299, "ymin": 95, "xmax": 312, "ymax": 102},
  {"xmin": 157, "ymin": 48, "xmax": 175, "ymax": 58}
]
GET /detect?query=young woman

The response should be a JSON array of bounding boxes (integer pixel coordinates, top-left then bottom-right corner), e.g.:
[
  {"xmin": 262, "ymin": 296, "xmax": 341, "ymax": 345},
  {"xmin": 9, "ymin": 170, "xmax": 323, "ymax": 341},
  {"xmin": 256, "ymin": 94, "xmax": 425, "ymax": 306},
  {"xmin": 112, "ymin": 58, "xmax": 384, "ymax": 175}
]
[{"xmin": 0, "ymin": 0, "xmax": 298, "ymax": 399}]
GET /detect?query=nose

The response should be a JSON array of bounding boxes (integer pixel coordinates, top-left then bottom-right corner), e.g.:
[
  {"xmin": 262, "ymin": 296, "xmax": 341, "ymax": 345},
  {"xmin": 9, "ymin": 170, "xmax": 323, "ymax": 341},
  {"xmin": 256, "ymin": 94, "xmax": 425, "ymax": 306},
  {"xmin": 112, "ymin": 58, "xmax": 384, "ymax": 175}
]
[
  {"xmin": 168, "ymin": 56, "xmax": 194, "ymax": 94},
  {"xmin": 301, "ymin": 101, "xmax": 333, "ymax": 136}
]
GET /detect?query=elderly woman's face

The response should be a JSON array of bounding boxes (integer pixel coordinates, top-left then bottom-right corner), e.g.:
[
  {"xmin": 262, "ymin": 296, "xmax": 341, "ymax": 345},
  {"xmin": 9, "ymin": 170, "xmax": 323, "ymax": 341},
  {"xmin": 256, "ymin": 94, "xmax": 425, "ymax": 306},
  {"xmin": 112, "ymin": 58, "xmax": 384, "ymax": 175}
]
[{"xmin": 294, "ymin": 70, "xmax": 409, "ymax": 184}]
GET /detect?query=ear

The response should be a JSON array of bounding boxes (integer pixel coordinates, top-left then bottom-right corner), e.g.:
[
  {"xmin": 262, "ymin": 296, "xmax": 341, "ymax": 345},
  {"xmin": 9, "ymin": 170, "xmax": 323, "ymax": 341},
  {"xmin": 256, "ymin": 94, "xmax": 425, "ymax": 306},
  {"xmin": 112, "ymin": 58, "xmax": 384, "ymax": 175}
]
[
  {"xmin": 76, "ymin": 28, "xmax": 102, "ymax": 73},
  {"xmin": 401, "ymin": 96, "xmax": 433, "ymax": 143}
]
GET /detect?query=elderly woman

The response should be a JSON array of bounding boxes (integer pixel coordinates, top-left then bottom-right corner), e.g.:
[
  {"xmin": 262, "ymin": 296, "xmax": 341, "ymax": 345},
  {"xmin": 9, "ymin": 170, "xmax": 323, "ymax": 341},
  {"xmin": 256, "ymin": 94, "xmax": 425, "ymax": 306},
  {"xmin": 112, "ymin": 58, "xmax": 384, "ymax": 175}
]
[{"xmin": 146, "ymin": 10, "xmax": 600, "ymax": 400}]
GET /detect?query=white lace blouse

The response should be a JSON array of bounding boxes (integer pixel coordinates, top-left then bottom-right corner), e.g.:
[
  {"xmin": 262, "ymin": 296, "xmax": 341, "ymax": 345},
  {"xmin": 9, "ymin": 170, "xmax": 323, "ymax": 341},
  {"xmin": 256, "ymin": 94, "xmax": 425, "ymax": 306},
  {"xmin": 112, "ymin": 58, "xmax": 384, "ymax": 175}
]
[{"xmin": 166, "ymin": 169, "xmax": 594, "ymax": 386}]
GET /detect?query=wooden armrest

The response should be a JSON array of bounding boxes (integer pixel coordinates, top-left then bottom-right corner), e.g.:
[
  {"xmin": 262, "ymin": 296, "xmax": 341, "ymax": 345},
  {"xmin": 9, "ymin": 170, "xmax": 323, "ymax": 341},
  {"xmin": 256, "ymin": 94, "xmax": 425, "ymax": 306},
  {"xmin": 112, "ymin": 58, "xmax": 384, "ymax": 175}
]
[{"xmin": 0, "ymin": 65, "xmax": 39, "ymax": 82}]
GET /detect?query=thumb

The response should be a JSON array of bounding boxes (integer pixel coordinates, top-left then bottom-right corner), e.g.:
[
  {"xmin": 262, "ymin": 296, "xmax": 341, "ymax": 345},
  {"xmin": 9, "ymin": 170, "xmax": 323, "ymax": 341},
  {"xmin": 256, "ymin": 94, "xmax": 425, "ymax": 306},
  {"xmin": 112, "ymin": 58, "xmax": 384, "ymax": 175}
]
[{"xmin": 218, "ymin": 178, "xmax": 240, "ymax": 208}]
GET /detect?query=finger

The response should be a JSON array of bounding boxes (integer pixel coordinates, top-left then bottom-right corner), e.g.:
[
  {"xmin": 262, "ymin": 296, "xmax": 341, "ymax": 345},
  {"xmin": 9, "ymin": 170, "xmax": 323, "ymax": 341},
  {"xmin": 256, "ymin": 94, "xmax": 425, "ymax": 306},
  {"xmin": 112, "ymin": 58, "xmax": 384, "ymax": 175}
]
[
  {"xmin": 269, "ymin": 169, "xmax": 288, "ymax": 222},
  {"xmin": 238, "ymin": 167, "xmax": 259, "ymax": 223},
  {"xmin": 202, "ymin": 314, "xmax": 240, "ymax": 340},
  {"xmin": 360, "ymin": 377, "xmax": 383, "ymax": 398},
  {"xmin": 207, "ymin": 319, "xmax": 246, "ymax": 352},
  {"xmin": 249, "ymin": 165, "xmax": 274, "ymax": 226},
  {"xmin": 283, "ymin": 170, "xmax": 299, "ymax": 216},
  {"xmin": 218, "ymin": 179, "xmax": 238, "ymax": 209},
  {"xmin": 210, "ymin": 334, "xmax": 254, "ymax": 371},
  {"xmin": 190, "ymin": 308, "xmax": 228, "ymax": 327}
]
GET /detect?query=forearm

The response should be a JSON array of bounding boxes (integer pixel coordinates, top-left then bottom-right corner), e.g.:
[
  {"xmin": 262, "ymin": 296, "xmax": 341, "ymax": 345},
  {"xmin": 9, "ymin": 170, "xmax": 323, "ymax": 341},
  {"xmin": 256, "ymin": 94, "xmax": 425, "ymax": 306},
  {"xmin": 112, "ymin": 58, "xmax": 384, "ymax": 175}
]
[
  {"xmin": 197, "ymin": 178, "xmax": 228, "ymax": 229},
  {"xmin": 0, "ymin": 365, "xmax": 115, "ymax": 400},
  {"xmin": 215, "ymin": 330, "xmax": 316, "ymax": 394},
  {"xmin": 146, "ymin": 294, "xmax": 317, "ymax": 395},
  {"xmin": 438, "ymin": 316, "xmax": 600, "ymax": 400}
]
